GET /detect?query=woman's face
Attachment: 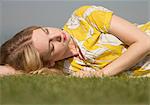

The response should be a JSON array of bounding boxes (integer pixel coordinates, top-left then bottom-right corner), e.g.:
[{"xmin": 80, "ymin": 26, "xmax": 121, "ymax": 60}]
[{"xmin": 32, "ymin": 27, "xmax": 71, "ymax": 66}]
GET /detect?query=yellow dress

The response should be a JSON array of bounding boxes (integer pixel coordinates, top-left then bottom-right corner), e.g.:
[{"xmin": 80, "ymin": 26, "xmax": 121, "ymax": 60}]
[{"xmin": 62, "ymin": 5, "xmax": 150, "ymax": 77}]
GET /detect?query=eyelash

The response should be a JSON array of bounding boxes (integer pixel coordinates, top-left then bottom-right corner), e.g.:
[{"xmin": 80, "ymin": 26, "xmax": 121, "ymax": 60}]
[{"xmin": 51, "ymin": 43, "xmax": 54, "ymax": 52}]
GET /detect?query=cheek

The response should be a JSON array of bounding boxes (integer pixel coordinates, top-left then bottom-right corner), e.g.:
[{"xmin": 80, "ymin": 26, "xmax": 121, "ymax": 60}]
[
  {"xmin": 56, "ymin": 44, "xmax": 67, "ymax": 53},
  {"xmin": 33, "ymin": 36, "xmax": 49, "ymax": 55},
  {"xmin": 35, "ymin": 42, "xmax": 49, "ymax": 55},
  {"xmin": 53, "ymin": 44, "xmax": 67, "ymax": 56}
]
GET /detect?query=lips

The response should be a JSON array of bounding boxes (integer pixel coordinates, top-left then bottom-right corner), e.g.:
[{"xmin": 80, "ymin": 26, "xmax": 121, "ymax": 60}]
[
  {"xmin": 64, "ymin": 34, "xmax": 67, "ymax": 41},
  {"xmin": 62, "ymin": 32, "xmax": 67, "ymax": 42}
]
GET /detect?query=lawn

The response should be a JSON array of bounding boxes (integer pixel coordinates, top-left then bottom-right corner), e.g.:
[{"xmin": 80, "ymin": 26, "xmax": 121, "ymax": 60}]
[{"xmin": 0, "ymin": 75, "xmax": 149, "ymax": 105}]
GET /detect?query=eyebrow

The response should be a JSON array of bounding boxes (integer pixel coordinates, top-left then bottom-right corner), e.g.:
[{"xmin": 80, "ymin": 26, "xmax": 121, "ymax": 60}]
[
  {"xmin": 41, "ymin": 27, "xmax": 49, "ymax": 35},
  {"xmin": 45, "ymin": 28, "xmax": 49, "ymax": 34}
]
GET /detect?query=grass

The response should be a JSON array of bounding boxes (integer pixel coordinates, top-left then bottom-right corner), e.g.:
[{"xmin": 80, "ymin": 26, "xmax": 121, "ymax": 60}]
[{"xmin": 0, "ymin": 75, "xmax": 149, "ymax": 105}]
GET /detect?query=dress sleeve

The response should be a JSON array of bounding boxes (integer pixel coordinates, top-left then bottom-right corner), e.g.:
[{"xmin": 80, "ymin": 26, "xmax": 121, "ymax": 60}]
[{"xmin": 73, "ymin": 5, "xmax": 114, "ymax": 33}]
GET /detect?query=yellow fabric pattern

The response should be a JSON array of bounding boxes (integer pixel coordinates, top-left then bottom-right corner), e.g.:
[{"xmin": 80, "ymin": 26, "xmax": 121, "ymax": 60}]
[{"xmin": 62, "ymin": 5, "xmax": 150, "ymax": 76}]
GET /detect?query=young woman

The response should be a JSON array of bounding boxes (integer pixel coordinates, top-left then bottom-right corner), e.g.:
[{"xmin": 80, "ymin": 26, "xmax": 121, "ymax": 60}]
[{"xmin": 0, "ymin": 5, "xmax": 150, "ymax": 77}]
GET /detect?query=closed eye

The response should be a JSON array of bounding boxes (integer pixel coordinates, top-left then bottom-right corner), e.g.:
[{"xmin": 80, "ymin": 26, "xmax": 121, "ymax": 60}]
[
  {"xmin": 51, "ymin": 43, "xmax": 54, "ymax": 53},
  {"xmin": 49, "ymin": 41, "xmax": 54, "ymax": 56},
  {"xmin": 42, "ymin": 40, "xmax": 54, "ymax": 62}
]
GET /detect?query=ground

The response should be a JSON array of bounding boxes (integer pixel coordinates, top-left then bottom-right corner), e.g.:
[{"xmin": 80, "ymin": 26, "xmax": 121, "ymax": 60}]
[{"xmin": 0, "ymin": 75, "xmax": 149, "ymax": 105}]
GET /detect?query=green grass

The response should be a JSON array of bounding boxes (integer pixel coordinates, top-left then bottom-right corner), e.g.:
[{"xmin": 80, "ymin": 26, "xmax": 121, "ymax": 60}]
[{"xmin": 0, "ymin": 75, "xmax": 149, "ymax": 105}]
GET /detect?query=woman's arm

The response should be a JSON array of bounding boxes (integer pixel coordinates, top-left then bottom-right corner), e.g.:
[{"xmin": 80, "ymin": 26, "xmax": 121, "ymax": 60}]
[
  {"xmin": 101, "ymin": 15, "xmax": 150, "ymax": 76},
  {"xmin": 0, "ymin": 65, "xmax": 22, "ymax": 76}
]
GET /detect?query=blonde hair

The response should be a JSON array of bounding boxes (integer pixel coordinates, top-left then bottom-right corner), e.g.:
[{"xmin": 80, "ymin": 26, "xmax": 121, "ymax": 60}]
[{"xmin": 0, "ymin": 26, "xmax": 64, "ymax": 75}]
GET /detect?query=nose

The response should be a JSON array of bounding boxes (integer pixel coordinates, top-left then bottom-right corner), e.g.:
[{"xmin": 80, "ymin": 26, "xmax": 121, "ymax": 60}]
[{"xmin": 49, "ymin": 33, "xmax": 62, "ymax": 42}]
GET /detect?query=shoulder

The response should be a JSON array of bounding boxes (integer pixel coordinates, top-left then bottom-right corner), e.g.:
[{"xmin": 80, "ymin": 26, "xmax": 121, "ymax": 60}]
[{"xmin": 73, "ymin": 5, "xmax": 113, "ymax": 17}]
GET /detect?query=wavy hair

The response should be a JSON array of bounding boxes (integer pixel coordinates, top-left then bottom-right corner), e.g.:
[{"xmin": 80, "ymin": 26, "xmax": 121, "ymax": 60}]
[{"xmin": 0, "ymin": 26, "xmax": 64, "ymax": 75}]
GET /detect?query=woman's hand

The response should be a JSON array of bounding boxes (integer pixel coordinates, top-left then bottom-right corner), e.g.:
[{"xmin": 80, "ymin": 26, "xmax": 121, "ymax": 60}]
[
  {"xmin": 0, "ymin": 65, "xmax": 22, "ymax": 76},
  {"xmin": 71, "ymin": 70, "xmax": 104, "ymax": 78}
]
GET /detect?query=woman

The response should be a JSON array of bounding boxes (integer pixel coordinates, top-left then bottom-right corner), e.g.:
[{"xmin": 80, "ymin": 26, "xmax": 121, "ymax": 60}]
[{"xmin": 0, "ymin": 5, "xmax": 150, "ymax": 77}]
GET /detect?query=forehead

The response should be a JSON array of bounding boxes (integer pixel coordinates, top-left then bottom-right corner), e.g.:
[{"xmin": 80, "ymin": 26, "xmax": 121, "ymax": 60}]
[{"xmin": 32, "ymin": 28, "xmax": 49, "ymax": 55}]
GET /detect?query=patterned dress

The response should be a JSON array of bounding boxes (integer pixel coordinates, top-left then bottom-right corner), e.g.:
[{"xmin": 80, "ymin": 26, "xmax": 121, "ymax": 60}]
[{"xmin": 61, "ymin": 5, "xmax": 150, "ymax": 77}]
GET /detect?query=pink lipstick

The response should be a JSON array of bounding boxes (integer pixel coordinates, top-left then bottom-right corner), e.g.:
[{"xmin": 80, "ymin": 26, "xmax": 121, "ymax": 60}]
[{"xmin": 62, "ymin": 32, "xmax": 67, "ymax": 41}]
